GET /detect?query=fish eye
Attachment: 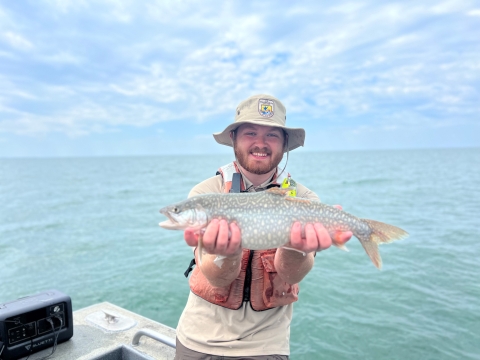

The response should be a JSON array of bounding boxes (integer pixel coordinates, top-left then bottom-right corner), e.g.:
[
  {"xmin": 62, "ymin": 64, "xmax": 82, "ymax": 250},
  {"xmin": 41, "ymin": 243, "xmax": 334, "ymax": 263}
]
[{"xmin": 173, "ymin": 207, "xmax": 179, "ymax": 213}]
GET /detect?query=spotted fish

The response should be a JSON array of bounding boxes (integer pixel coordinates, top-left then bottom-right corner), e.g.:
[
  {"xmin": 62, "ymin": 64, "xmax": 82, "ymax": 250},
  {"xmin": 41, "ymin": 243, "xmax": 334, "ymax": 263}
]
[{"xmin": 159, "ymin": 188, "xmax": 408, "ymax": 269}]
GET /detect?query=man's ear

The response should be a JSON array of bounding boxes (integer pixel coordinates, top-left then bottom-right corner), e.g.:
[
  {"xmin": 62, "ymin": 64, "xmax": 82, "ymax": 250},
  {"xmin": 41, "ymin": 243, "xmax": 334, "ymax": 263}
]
[{"xmin": 284, "ymin": 132, "xmax": 289, "ymax": 151}]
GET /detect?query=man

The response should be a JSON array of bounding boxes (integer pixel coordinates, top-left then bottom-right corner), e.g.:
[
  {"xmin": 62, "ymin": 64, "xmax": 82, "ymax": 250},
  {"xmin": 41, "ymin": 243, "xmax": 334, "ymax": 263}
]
[{"xmin": 175, "ymin": 94, "xmax": 352, "ymax": 360}]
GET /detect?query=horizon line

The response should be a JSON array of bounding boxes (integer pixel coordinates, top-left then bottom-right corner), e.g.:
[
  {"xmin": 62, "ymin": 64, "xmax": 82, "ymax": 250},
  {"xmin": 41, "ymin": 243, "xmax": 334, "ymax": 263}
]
[{"xmin": 0, "ymin": 145, "xmax": 478, "ymax": 160}]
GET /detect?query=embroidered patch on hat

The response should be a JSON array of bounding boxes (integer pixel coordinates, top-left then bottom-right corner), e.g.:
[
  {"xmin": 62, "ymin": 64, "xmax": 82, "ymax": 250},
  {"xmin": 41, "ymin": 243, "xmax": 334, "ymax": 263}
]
[{"xmin": 258, "ymin": 99, "xmax": 275, "ymax": 118}]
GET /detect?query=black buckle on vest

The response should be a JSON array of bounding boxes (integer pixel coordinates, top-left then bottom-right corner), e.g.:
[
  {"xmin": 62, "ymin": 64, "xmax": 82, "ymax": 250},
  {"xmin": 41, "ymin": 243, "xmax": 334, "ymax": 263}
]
[{"xmin": 184, "ymin": 258, "xmax": 196, "ymax": 278}]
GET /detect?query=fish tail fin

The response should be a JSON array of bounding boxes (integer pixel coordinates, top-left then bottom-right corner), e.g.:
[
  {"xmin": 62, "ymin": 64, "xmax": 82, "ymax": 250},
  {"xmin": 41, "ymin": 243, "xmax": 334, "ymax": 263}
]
[{"xmin": 358, "ymin": 219, "xmax": 409, "ymax": 270}]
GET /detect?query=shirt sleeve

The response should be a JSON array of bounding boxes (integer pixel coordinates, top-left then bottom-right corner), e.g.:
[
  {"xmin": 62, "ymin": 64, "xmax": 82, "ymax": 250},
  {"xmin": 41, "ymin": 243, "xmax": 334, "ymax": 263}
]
[
  {"xmin": 188, "ymin": 175, "xmax": 224, "ymax": 198},
  {"xmin": 295, "ymin": 182, "xmax": 320, "ymax": 202}
]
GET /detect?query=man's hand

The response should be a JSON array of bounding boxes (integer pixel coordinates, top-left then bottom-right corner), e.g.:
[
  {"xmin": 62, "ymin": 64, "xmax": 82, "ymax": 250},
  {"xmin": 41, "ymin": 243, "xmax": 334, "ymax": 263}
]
[
  {"xmin": 289, "ymin": 205, "xmax": 353, "ymax": 253},
  {"xmin": 184, "ymin": 219, "xmax": 242, "ymax": 257},
  {"xmin": 185, "ymin": 219, "xmax": 242, "ymax": 287}
]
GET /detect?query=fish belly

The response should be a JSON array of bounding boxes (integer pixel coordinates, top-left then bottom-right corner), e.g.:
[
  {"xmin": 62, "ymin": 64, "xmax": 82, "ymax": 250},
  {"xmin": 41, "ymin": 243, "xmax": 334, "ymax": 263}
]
[
  {"xmin": 237, "ymin": 213, "xmax": 293, "ymax": 250},
  {"xmin": 206, "ymin": 192, "xmax": 360, "ymax": 250}
]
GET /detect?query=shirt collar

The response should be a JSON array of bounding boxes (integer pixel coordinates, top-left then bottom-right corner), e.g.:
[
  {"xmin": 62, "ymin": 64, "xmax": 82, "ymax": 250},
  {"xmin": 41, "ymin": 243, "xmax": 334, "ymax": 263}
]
[{"xmin": 242, "ymin": 168, "xmax": 279, "ymax": 192}]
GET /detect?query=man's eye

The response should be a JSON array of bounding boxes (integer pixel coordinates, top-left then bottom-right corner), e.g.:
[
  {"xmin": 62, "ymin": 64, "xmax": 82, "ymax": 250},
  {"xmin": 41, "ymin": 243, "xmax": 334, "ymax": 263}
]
[{"xmin": 267, "ymin": 133, "xmax": 279, "ymax": 138}]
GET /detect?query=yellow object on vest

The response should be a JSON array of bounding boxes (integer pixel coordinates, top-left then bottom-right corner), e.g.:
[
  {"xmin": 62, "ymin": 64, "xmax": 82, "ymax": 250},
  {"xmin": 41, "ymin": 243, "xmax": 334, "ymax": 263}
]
[{"xmin": 281, "ymin": 176, "xmax": 297, "ymax": 197}]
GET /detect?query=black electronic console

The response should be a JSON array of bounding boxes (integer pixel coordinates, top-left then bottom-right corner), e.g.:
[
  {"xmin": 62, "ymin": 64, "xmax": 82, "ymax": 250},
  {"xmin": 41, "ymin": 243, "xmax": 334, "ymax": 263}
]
[{"xmin": 0, "ymin": 290, "xmax": 73, "ymax": 360}]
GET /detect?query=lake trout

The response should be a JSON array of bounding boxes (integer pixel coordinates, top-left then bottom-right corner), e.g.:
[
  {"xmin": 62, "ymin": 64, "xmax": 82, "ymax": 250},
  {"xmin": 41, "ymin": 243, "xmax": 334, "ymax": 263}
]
[{"xmin": 159, "ymin": 188, "xmax": 408, "ymax": 269}]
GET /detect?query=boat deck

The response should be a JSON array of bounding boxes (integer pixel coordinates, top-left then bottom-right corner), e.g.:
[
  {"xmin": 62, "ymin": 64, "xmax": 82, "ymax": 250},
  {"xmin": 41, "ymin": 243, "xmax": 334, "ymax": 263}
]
[{"xmin": 19, "ymin": 302, "xmax": 176, "ymax": 360}]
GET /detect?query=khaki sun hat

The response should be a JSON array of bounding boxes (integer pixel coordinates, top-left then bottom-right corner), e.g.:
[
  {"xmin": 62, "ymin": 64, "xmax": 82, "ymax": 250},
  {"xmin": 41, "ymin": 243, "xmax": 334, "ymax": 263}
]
[{"xmin": 213, "ymin": 94, "xmax": 306, "ymax": 152}]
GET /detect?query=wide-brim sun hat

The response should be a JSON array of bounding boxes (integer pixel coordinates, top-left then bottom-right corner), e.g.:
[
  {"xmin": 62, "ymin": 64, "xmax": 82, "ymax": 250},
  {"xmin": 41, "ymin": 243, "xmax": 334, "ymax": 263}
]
[{"xmin": 213, "ymin": 94, "xmax": 305, "ymax": 152}]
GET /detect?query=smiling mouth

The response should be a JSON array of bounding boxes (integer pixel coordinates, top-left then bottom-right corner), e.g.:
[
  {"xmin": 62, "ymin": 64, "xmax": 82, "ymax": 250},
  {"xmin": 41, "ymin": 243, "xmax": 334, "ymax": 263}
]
[
  {"xmin": 251, "ymin": 152, "xmax": 269, "ymax": 158},
  {"xmin": 250, "ymin": 150, "xmax": 270, "ymax": 158}
]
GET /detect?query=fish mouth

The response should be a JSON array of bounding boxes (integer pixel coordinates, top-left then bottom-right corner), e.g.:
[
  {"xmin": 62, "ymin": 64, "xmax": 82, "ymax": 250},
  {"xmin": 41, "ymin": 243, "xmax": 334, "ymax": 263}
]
[
  {"xmin": 158, "ymin": 219, "xmax": 180, "ymax": 229},
  {"xmin": 159, "ymin": 207, "xmax": 181, "ymax": 227},
  {"xmin": 160, "ymin": 208, "xmax": 178, "ymax": 224}
]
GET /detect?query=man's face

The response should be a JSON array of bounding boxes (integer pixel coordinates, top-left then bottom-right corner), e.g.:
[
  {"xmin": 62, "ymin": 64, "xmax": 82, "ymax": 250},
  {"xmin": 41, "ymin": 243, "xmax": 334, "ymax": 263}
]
[{"xmin": 233, "ymin": 124, "xmax": 285, "ymax": 175}]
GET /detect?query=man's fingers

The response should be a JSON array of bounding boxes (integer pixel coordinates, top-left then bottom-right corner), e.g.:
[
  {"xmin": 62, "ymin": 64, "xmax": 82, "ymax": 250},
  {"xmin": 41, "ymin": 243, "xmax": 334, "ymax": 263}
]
[
  {"xmin": 202, "ymin": 219, "xmax": 219, "ymax": 253},
  {"xmin": 333, "ymin": 230, "xmax": 353, "ymax": 245},
  {"xmin": 225, "ymin": 222, "xmax": 242, "ymax": 256},
  {"xmin": 313, "ymin": 223, "xmax": 332, "ymax": 251},
  {"xmin": 290, "ymin": 222, "xmax": 303, "ymax": 248},
  {"xmin": 184, "ymin": 228, "xmax": 199, "ymax": 247},
  {"xmin": 214, "ymin": 219, "xmax": 230, "ymax": 253},
  {"xmin": 185, "ymin": 220, "xmax": 242, "ymax": 256},
  {"xmin": 302, "ymin": 224, "xmax": 320, "ymax": 253}
]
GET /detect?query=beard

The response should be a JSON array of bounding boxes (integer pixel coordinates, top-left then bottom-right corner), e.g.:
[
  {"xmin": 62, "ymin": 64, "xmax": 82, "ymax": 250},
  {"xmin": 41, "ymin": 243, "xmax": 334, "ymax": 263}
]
[{"xmin": 234, "ymin": 145, "xmax": 284, "ymax": 175}]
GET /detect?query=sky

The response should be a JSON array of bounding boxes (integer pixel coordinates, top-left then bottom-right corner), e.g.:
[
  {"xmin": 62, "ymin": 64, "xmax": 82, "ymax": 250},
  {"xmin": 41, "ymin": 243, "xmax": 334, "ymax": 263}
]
[{"xmin": 0, "ymin": 0, "xmax": 479, "ymax": 158}]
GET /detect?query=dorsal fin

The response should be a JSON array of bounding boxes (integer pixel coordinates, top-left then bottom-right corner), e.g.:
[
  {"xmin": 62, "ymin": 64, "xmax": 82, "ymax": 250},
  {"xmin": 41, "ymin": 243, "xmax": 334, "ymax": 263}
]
[
  {"xmin": 266, "ymin": 187, "xmax": 311, "ymax": 204},
  {"xmin": 266, "ymin": 188, "xmax": 292, "ymax": 196},
  {"xmin": 285, "ymin": 197, "xmax": 311, "ymax": 204}
]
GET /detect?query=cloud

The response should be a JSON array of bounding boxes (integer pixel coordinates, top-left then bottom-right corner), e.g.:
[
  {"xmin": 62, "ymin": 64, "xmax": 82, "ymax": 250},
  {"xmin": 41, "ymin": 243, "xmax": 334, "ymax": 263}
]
[
  {"xmin": 2, "ymin": 31, "xmax": 33, "ymax": 50},
  {"xmin": 41, "ymin": 0, "xmax": 90, "ymax": 14},
  {"xmin": 39, "ymin": 51, "xmax": 83, "ymax": 65},
  {"xmin": 467, "ymin": 9, "xmax": 480, "ymax": 16},
  {"xmin": 0, "ymin": 0, "xmax": 478, "ymax": 155}
]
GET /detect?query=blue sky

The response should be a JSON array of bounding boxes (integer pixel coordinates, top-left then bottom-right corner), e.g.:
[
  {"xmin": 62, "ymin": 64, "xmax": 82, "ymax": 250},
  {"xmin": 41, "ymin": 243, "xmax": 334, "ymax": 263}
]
[{"xmin": 0, "ymin": 0, "xmax": 479, "ymax": 157}]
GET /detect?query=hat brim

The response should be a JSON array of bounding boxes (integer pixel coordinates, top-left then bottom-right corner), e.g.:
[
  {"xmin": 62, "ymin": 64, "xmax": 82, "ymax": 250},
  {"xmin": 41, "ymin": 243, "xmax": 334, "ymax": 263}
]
[{"xmin": 213, "ymin": 120, "xmax": 305, "ymax": 152}]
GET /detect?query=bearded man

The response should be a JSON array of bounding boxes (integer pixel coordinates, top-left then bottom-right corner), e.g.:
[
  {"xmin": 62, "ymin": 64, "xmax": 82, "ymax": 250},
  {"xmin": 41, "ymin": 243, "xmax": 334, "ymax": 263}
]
[{"xmin": 174, "ymin": 94, "xmax": 352, "ymax": 360}]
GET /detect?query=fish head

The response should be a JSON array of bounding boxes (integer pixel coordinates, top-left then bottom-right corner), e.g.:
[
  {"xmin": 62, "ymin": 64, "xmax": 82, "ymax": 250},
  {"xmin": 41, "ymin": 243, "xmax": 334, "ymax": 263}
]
[{"xmin": 159, "ymin": 198, "xmax": 208, "ymax": 231}]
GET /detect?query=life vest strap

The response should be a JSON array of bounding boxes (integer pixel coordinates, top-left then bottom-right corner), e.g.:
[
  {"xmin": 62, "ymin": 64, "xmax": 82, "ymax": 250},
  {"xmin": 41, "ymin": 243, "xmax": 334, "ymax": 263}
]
[
  {"xmin": 184, "ymin": 258, "xmax": 196, "ymax": 278},
  {"xmin": 230, "ymin": 173, "xmax": 242, "ymax": 193}
]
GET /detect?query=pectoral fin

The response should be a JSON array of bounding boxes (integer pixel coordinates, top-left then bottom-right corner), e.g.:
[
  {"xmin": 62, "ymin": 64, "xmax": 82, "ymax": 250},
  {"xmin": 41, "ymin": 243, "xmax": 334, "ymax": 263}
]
[
  {"xmin": 280, "ymin": 245, "xmax": 307, "ymax": 256},
  {"xmin": 332, "ymin": 230, "xmax": 350, "ymax": 252},
  {"xmin": 197, "ymin": 234, "xmax": 204, "ymax": 266},
  {"xmin": 333, "ymin": 242, "xmax": 349, "ymax": 252}
]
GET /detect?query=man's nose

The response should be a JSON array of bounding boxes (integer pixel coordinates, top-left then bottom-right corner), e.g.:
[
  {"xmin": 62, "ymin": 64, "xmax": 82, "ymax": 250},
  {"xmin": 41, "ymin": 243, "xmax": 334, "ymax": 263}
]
[{"xmin": 255, "ymin": 135, "xmax": 268, "ymax": 147}]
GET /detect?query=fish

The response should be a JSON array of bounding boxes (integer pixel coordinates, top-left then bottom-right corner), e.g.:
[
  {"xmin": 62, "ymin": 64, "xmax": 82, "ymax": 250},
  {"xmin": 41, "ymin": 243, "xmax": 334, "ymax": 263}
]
[{"xmin": 159, "ymin": 188, "xmax": 408, "ymax": 269}]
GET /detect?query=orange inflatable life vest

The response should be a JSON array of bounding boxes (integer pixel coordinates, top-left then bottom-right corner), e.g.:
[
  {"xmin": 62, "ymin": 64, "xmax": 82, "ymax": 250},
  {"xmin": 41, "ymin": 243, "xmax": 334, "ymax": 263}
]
[{"xmin": 188, "ymin": 162, "xmax": 300, "ymax": 311}]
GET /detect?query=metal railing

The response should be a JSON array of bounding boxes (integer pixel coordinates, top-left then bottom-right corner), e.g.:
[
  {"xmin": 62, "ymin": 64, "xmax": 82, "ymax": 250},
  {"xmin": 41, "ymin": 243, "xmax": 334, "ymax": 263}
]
[{"xmin": 132, "ymin": 328, "xmax": 176, "ymax": 349}]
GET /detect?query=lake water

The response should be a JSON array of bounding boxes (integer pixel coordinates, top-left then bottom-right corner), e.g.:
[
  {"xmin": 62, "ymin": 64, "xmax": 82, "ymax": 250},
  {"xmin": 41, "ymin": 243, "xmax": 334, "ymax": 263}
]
[{"xmin": 1, "ymin": 148, "xmax": 479, "ymax": 359}]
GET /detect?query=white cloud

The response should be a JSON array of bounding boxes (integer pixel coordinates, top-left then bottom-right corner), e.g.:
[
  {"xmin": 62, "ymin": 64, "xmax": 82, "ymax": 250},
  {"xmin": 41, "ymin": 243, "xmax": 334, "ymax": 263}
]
[
  {"xmin": 41, "ymin": 0, "xmax": 90, "ymax": 13},
  {"xmin": 388, "ymin": 34, "xmax": 421, "ymax": 46},
  {"xmin": 0, "ymin": 0, "xmax": 478, "ymax": 154},
  {"xmin": 430, "ymin": 0, "xmax": 471, "ymax": 14},
  {"xmin": 467, "ymin": 9, "xmax": 480, "ymax": 16},
  {"xmin": 0, "ymin": 50, "xmax": 17, "ymax": 59},
  {"xmin": 327, "ymin": 2, "xmax": 367, "ymax": 14},
  {"xmin": 39, "ymin": 51, "xmax": 83, "ymax": 65},
  {"xmin": 2, "ymin": 31, "xmax": 33, "ymax": 50}
]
